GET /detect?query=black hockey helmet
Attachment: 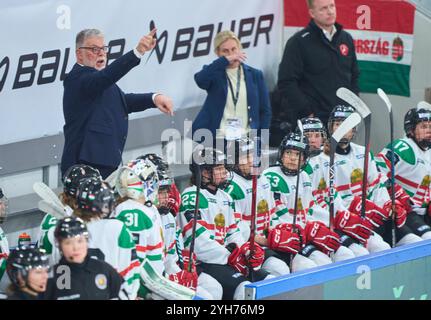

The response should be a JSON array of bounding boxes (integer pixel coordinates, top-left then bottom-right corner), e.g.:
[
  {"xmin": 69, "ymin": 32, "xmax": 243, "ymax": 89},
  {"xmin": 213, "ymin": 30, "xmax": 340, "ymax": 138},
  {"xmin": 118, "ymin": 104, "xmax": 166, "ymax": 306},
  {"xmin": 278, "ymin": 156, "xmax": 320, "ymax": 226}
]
[
  {"xmin": 76, "ymin": 177, "xmax": 115, "ymax": 217},
  {"xmin": 6, "ymin": 246, "xmax": 50, "ymax": 288},
  {"xmin": 0, "ymin": 187, "xmax": 8, "ymax": 224},
  {"xmin": 328, "ymin": 105, "xmax": 356, "ymax": 133},
  {"xmin": 189, "ymin": 147, "xmax": 230, "ymax": 189},
  {"xmin": 225, "ymin": 137, "xmax": 255, "ymax": 180},
  {"xmin": 138, "ymin": 153, "xmax": 172, "ymax": 190},
  {"xmin": 62, "ymin": 164, "xmax": 102, "ymax": 197},
  {"xmin": 297, "ymin": 117, "xmax": 327, "ymax": 156},
  {"xmin": 404, "ymin": 107, "xmax": 431, "ymax": 149},
  {"xmin": 278, "ymin": 132, "xmax": 310, "ymax": 176},
  {"xmin": 54, "ymin": 216, "xmax": 89, "ymax": 243}
]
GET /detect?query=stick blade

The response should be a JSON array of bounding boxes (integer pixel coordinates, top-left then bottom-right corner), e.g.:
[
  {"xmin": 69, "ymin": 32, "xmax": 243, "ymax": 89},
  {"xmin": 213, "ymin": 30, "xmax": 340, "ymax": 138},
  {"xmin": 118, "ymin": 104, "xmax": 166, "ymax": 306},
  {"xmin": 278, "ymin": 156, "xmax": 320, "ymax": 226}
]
[
  {"xmin": 336, "ymin": 87, "xmax": 371, "ymax": 118},
  {"xmin": 377, "ymin": 88, "xmax": 392, "ymax": 112},
  {"xmin": 37, "ymin": 200, "xmax": 66, "ymax": 219},
  {"xmin": 331, "ymin": 112, "xmax": 362, "ymax": 143},
  {"xmin": 418, "ymin": 101, "xmax": 431, "ymax": 110}
]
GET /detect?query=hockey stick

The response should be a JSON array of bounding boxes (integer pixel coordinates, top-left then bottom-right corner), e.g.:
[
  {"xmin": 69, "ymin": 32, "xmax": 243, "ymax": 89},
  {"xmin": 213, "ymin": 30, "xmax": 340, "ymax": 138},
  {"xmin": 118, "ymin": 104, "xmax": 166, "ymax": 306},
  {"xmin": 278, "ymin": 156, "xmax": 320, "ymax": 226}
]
[
  {"xmin": 188, "ymin": 158, "xmax": 202, "ymax": 273},
  {"xmin": 33, "ymin": 182, "xmax": 65, "ymax": 210},
  {"xmin": 140, "ymin": 258, "xmax": 197, "ymax": 300},
  {"xmin": 336, "ymin": 88, "xmax": 371, "ymax": 219},
  {"xmin": 104, "ymin": 167, "xmax": 120, "ymax": 188},
  {"xmin": 329, "ymin": 113, "xmax": 362, "ymax": 231},
  {"xmin": 248, "ymin": 135, "xmax": 260, "ymax": 280},
  {"xmin": 377, "ymin": 88, "xmax": 397, "ymax": 248},
  {"xmin": 418, "ymin": 101, "xmax": 431, "ymax": 110},
  {"xmin": 37, "ymin": 200, "xmax": 67, "ymax": 219},
  {"xmin": 292, "ymin": 120, "xmax": 304, "ymax": 234},
  {"xmin": 288, "ymin": 120, "xmax": 305, "ymax": 270}
]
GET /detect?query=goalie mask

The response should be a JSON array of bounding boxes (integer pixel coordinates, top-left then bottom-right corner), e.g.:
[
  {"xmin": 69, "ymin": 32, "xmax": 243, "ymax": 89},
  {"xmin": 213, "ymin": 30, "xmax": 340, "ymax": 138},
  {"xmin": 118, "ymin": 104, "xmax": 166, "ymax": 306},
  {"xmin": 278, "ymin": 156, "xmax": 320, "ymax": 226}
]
[
  {"xmin": 328, "ymin": 105, "xmax": 356, "ymax": 147},
  {"xmin": 116, "ymin": 159, "xmax": 159, "ymax": 204},
  {"xmin": 6, "ymin": 246, "xmax": 50, "ymax": 290},
  {"xmin": 226, "ymin": 138, "xmax": 255, "ymax": 180},
  {"xmin": 0, "ymin": 187, "xmax": 9, "ymax": 224},
  {"xmin": 278, "ymin": 132, "xmax": 310, "ymax": 176},
  {"xmin": 138, "ymin": 153, "xmax": 173, "ymax": 191},
  {"xmin": 62, "ymin": 164, "xmax": 102, "ymax": 197},
  {"xmin": 404, "ymin": 107, "xmax": 431, "ymax": 150},
  {"xmin": 190, "ymin": 147, "xmax": 231, "ymax": 190},
  {"xmin": 76, "ymin": 177, "xmax": 115, "ymax": 218},
  {"xmin": 298, "ymin": 117, "xmax": 327, "ymax": 157}
]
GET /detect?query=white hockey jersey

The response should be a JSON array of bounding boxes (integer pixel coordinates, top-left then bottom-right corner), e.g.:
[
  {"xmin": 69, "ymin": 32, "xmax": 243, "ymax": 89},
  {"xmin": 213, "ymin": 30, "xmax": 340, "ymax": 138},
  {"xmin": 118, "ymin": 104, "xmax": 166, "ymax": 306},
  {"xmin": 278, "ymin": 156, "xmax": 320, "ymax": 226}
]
[
  {"xmin": 113, "ymin": 200, "xmax": 165, "ymax": 275},
  {"xmin": 307, "ymin": 143, "xmax": 390, "ymax": 209},
  {"xmin": 376, "ymin": 137, "xmax": 431, "ymax": 210},
  {"xmin": 160, "ymin": 213, "xmax": 182, "ymax": 275},
  {"xmin": 224, "ymin": 172, "xmax": 275, "ymax": 237},
  {"xmin": 177, "ymin": 186, "xmax": 245, "ymax": 265},
  {"xmin": 262, "ymin": 166, "xmax": 330, "ymax": 227}
]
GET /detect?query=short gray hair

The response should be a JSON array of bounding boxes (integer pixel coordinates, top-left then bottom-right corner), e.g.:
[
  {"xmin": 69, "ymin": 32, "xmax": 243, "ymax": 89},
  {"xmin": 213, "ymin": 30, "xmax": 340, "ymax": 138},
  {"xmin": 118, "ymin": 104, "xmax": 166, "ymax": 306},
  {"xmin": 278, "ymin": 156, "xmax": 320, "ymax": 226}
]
[{"xmin": 75, "ymin": 29, "xmax": 104, "ymax": 49}]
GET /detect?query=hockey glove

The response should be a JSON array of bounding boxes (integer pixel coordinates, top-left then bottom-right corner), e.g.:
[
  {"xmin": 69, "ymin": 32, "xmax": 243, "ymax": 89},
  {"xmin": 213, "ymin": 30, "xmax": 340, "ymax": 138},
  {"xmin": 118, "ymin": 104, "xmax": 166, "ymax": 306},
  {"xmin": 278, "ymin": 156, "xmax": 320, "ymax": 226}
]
[
  {"xmin": 383, "ymin": 199, "xmax": 408, "ymax": 228},
  {"xmin": 168, "ymin": 270, "xmax": 198, "ymax": 291},
  {"xmin": 304, "ymin": 221, "xmax": 341, "ymax": 254},
  {"xmin": 167, "ymin": 183, "xmax": 181, "ymax": 215},
  {"xmin": 334, "ymin": 210, "xmax": 373, "ymax": 244},
  {"xmin": 349, "ymin": 196, "xmax": 389, "ymax": 228},
  {"xmin": 389, "ymin": 184, "xmax": 412, "ymax": 213},
  {"xmin": 267, "ymin": 223, "xmax": 303, "ymax": 254},
  {"xmin": 227, "ymin": 242, "xmax": 265, "ymax": 276}
]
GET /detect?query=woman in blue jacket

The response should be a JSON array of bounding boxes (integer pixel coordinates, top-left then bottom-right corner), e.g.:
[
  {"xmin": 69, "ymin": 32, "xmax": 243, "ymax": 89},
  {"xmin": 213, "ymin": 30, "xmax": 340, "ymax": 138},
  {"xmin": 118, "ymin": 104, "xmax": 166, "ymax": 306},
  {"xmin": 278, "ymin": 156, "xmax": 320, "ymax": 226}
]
[{"xmin": 192, "ymin": 31, "xmax": 271, "ymax": 144}]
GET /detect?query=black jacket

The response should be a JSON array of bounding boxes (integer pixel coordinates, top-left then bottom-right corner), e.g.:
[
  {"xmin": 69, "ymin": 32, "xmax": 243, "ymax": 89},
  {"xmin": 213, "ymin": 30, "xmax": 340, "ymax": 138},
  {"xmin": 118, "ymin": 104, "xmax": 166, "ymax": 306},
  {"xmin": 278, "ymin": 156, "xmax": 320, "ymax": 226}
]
[
  {"xmin": 277, "ymin": 20, "xmax": 360, "ymax": 125},
  {"xmin": 43, "ymin": 255, "xmax": 124, "ymax": 300}
]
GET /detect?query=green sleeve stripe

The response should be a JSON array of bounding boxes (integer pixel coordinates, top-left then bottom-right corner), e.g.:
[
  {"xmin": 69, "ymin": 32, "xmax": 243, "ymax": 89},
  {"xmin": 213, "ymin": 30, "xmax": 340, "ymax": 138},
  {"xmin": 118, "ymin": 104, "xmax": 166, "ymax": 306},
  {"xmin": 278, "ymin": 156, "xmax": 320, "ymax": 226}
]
[
  {"xmin": 276, "ymin": 207, "xmax": 288, "ymax": 218},
  {"xmin": 147, "ymin": 254, "xmax": 163, "ymax": 261},
  {"xmin": 0, "ymin": 259, "xmax": 6, "ymax": 281},
  {"xmin": 126, "ymin": 273, "xmax": 141, "ymax": 285},
  {"xmin": 40, "ymin": 232, "xmax": 53, "ymax": 254},
  {"xmin": 184, "ymin": 227, "xmax": 206, "ymax": 247}
]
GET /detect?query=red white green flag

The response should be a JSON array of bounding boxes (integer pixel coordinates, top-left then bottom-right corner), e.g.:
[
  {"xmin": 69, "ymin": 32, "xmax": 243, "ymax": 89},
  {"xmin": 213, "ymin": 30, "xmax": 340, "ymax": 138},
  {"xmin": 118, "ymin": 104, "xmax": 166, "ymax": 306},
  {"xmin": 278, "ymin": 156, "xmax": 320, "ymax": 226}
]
[{"xmin": 283, "ymin": 0, "xmax": 416, "ymax": 97}]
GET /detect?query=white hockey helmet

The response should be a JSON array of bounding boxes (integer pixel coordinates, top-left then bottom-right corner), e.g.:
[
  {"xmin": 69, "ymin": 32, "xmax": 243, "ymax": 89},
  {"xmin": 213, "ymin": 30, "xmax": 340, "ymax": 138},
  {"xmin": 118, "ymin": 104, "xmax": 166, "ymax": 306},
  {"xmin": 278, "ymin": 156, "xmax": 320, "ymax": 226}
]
[{"xmin": 116, "ymin": 159, "xmax": 159, "ymax": 203}]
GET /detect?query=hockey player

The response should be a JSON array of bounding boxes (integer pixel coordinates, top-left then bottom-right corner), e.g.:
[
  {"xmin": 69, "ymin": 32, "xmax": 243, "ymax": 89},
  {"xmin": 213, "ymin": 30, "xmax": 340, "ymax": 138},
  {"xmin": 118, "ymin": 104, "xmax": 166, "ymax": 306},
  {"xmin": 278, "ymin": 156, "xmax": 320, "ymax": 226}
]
[
  {"xmin": 5, "ymin": 246, "xmax": 50, "ymax": 300},
  {"xmin": 321, "ymin": 105, "xmax": 421, "ymax": 249},
  {"xmin": 38, "ymin": 164, "xmax": 101, "ymax": 251},
  {"xmin": 224, "ymin": 138, "xmax": 291, "ymax": 276},
  {"xmin": 144, "ymin": 154, "xmax": 221, "ymax": 299},
  {"xmin": 263, "ymin": 132, "xmax": 358, "ymax": 268},
  {"xmin": 74, "ymin": 177, "xmax": 140, "ymax": 299},
  {"xmin": 177, "ymin": 147, "xmax": 267, "ymax": 300},
  {"xmin": 0, "ymin": 188, "xmax": 10, "ymax": 293},
  {"xmin": 43, "ymin": 217, "xmax": 127, "ymax": 300},
  {"xmin": 376, "ymin": 106, "xmax": 431, "ymax": 240},
  {"xmin": 138, "ymin": 153, "xmax": 181, "ymax": 216}
]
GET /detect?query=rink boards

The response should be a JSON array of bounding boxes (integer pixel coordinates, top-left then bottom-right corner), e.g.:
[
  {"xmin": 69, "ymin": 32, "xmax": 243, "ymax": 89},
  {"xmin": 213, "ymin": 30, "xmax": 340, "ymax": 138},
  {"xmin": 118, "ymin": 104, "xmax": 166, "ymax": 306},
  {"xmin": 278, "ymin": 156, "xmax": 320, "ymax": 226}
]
[{"xmin": 245, "ymin": 240, "xmax": 431, "ymax": 300}]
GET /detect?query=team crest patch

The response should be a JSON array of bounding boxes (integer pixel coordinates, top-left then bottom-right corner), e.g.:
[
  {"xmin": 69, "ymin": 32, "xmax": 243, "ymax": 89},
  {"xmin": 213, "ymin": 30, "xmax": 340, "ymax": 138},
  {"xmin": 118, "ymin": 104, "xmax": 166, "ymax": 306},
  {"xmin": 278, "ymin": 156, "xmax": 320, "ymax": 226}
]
[
  {"xmin": 339, "ymin": 44, "xmax": 349, "ymax": 56},
  {"xmin": 214, "ymin": 213, "xmax": 225, "ymax": 228},
  {"xmin": 421, "ymin": 175, "xmax": 430, "ymax": 188},
  {"xmin": 257, "ymin": 200, "xmax": 269, "ymax": 214},
  {"xmin": 351, "ymin": 168, "xmax": 363, "ymax": 184},
  {"xmin": 95, "ymin": 274, "xmax": 107, "ymax": 290}
]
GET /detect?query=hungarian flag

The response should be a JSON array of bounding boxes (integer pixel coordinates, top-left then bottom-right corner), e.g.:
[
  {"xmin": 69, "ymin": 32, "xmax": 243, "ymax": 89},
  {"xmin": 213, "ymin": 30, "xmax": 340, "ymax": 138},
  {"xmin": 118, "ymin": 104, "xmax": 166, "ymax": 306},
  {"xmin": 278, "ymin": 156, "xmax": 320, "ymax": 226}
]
[{"xmin": 283, "ymin": 0, "xmax": 416, "ymax": 97}]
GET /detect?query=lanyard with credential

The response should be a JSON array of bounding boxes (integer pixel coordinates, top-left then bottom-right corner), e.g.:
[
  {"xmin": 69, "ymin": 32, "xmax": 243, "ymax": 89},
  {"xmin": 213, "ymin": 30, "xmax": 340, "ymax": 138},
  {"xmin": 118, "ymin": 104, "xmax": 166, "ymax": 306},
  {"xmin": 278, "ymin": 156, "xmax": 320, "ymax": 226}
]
[{"xmin": 227, "ymin": 65, "xmax": 241, "ymax": 110}]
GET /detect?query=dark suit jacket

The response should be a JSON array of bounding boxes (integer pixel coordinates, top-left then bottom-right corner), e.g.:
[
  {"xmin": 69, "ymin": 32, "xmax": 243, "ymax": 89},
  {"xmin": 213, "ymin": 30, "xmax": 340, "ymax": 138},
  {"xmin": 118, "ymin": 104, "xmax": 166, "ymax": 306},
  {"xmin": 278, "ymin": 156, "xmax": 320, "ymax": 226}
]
[
  {"xmin": 61, "ymin": 50, "xmax": 156, "ymax": 175},
  {"xmin": 192, "ymin": 57, "xmax": 271, "ymax": 137}
]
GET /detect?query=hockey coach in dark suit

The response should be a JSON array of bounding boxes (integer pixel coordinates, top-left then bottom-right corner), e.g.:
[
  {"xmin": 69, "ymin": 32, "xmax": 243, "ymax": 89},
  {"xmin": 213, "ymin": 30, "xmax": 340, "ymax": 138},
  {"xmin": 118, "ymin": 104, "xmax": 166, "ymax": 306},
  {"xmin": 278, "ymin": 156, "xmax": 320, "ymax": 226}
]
[{"xmin": 61, "ymin": 28, "xmax": 173, "ymax": 179}]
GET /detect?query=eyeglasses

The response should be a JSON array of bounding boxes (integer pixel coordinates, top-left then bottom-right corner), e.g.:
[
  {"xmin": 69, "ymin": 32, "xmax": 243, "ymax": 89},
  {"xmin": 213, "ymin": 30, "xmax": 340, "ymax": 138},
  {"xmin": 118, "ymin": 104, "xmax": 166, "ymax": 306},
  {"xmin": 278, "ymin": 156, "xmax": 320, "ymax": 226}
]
[{"xmin": 79, "ymin": 46, "xmax": 109, "ymax": 54}]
